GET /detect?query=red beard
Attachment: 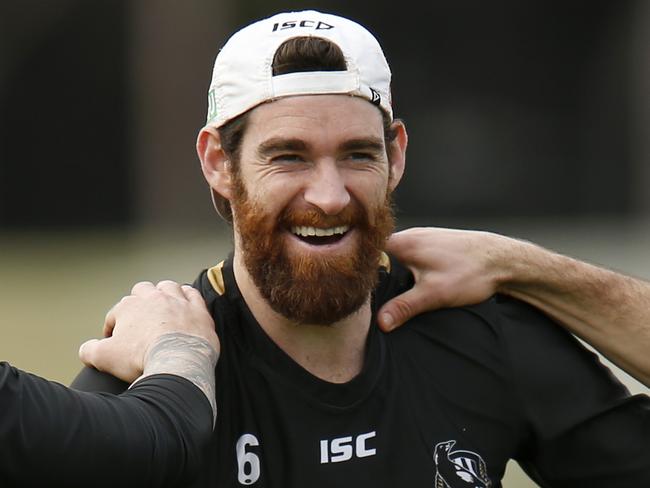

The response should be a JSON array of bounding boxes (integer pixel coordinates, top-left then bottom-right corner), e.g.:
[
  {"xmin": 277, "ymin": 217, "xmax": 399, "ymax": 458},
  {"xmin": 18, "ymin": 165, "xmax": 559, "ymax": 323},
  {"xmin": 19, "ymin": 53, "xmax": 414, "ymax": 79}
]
[{"xmin": 231, "ymin": 182, "xmax": 395, "ymax": 325}]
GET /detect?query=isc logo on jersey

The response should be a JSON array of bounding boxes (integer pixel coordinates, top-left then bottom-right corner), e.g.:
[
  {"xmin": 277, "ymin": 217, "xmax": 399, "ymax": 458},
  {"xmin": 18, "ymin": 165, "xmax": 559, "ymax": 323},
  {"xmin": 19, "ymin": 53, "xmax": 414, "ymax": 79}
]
[{"xmin": 320, "ymin": 431, "xmax": 377, "ymax": 464}]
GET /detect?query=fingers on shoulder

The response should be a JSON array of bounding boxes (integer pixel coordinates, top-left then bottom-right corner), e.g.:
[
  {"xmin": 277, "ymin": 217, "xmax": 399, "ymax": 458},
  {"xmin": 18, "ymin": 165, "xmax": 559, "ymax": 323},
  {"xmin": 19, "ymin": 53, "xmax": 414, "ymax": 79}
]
[
  {"xmin": 128, "ymin": 280, "xmax": 186, "ymax": 303},
  {"xmin": 155, "ymin": 279, "xmax": 187, "ymax": 298},
  {"xmin": 130, "ymin": 280, "xmax": 156, "ymax": 295},
  {"xmin": 181, "ymin": 284, "xmax": 204, "ymax": 304},
  {"xmin": 380, "ymin": 285, "xmax": 446, "ymax": 330},
  {"xmin": 387, "ymin": 226, "xmax": 436, "ymax": 253},
  {"xmin": 104, "ymin": 292, "xmax": 140, "ymax": 336},
  {"xmin": 386, "ymin": 228, "xmax": 411, "ymax": 249}
]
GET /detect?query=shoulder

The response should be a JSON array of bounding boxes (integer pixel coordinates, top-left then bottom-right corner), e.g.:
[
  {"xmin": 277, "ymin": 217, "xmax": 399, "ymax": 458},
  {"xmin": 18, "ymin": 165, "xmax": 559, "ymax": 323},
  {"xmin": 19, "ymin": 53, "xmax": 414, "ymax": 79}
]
[
  {"xmin": 192, "ymin": 258, "xmax": 242, "ymax": 338},
  {"xmin": 385, "ymin": 296, "xmax": 512, "ymax": 378},
  {"xmin": 192, "ymin": 265, "xmax": 222, "ymax": 303},
  {"xmin": 192, "ymin": 260, "xmax": 230, "ymax": 312},
  {"xmin": 400, "ymin": 288, "xmax": 632, "ymax": 435},
  {"xmin": 393, "ymin": 290, "xmax": 595, "ymax": 374}
]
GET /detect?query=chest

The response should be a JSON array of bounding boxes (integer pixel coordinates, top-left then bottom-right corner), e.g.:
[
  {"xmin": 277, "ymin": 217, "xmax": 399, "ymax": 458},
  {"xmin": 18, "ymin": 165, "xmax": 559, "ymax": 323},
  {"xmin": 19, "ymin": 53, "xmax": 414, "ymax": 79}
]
[{"xmin": 195, "ymin": 336, "xmax": 522, "ymax": 488}]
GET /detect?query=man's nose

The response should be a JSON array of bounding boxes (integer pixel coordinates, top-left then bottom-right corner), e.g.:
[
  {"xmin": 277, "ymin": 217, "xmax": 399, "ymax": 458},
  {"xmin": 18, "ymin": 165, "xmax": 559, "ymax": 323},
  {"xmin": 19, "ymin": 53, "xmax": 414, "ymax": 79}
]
[{"xmin": 303, "ymin": 161, "xmax": 351, "ymax": 215}]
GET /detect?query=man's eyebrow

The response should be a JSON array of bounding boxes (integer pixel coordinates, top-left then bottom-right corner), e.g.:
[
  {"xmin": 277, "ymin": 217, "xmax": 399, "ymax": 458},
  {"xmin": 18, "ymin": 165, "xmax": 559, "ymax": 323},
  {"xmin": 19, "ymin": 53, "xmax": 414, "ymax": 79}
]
[
  {"xmin": 257, "ymin": 138, "xmax": 308, "ymax": 157},
  {"xmin": 339, "ymin": 137, "xmax": 385, "ymax": 153},
  {"xmin": 256, "ymin": 137, "xmax": 385, "ymax": 158}
]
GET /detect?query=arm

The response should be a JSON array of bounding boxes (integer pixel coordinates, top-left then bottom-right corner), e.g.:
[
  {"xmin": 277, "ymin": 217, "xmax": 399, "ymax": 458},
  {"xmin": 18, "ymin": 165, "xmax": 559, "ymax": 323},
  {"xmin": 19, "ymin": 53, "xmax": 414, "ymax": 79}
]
[
  {"xmin": 377, "ymin": 227, "xmax": 650, "ymax": 386},
  {"xmin": 0, "ymin": 366, "xmax": 211, "ymax": 487},
  {"xmin": 0, "ymin": 281, "xmax": 220, "ymax": 487}
]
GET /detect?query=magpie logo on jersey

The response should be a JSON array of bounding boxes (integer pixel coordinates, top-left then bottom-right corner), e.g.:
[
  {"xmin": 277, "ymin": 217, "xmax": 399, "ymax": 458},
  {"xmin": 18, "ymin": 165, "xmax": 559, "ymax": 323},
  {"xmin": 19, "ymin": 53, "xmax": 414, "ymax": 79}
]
[{"xmin": 433, "ymin": 440, "xmax": 491, "ymax": 488}]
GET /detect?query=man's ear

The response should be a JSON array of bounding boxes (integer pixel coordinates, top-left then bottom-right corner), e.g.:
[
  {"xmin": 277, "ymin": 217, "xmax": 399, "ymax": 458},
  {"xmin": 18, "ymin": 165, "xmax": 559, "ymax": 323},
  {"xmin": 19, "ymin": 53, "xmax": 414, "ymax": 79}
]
[
  {"xmin": 196, "ymin": 126, "xmax": 233, "ymax": 200},
  {"xmin": 387, "ymin": 120, "xmax": 407, "ymax": 191}
]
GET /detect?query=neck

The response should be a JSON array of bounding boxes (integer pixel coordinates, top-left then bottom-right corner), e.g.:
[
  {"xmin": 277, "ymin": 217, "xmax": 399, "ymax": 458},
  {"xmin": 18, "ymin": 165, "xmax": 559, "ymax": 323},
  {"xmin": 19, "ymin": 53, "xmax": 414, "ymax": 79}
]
[{"xmin": 233, "ymin": 252, "xmax": 372, "ymax": 384}]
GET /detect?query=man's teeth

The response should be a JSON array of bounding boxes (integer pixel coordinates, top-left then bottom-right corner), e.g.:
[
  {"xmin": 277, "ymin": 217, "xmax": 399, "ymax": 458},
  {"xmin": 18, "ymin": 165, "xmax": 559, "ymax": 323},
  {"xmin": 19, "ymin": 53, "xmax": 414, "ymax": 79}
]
[{"xmin": 291, "ymin": 225, "xmax": 349, "ymax": 237}]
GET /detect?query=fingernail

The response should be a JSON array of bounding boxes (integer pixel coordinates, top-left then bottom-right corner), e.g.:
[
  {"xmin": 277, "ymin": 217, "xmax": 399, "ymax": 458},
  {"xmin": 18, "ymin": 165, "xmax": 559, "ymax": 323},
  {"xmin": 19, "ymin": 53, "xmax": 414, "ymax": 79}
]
[
  {"xmin": 381, "ymin": 312, "xmax": 394, "ymax": 330},
  {"xmin": 78, "ymin": 341, "xmax": 89, "ymax": 359}
]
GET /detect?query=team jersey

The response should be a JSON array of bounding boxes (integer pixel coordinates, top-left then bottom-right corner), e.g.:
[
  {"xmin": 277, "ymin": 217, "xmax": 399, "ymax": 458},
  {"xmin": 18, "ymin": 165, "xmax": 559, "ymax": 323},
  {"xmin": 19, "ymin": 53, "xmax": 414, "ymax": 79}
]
[{"xmin": 73, "ymin": 254, "xmax": 650, "ymax": 487}]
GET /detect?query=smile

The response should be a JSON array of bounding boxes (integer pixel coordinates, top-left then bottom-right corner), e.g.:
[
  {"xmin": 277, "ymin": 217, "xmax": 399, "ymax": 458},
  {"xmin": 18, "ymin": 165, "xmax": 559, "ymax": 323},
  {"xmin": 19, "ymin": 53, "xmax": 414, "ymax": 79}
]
[{"xmin": 290, "ymin": 225, "xmax": 350, "ymax": 245}]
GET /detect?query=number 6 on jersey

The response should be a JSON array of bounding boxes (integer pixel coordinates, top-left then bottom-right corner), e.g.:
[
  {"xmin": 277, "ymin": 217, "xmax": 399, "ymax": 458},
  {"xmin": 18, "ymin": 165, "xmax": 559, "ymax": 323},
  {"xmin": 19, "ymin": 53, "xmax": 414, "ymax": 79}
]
[{"xmin": 236, "ymin": 434, "xmax": 261, "ymax": 485}]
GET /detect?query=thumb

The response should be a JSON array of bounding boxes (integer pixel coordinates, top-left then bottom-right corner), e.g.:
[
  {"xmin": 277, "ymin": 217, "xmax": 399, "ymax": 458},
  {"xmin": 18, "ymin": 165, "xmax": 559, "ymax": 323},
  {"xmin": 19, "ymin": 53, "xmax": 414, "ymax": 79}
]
[
  {"xmin": 378, "ymin": 287, "xmax": 444, "ymax": 332},
  {"xmin": 79, "ymin": 338, "xmax": 134, "ymax": 382},
  {"xmin": 78, "ymin": 339, "xmax": 101, "ymax": 366}
]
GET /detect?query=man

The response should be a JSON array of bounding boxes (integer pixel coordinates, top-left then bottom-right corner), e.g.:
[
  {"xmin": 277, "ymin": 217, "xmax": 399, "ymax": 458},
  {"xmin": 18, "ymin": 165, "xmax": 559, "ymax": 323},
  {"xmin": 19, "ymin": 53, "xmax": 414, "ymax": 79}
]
[
  {"xmin": 1, "ymin": 281, "xmax": 219, "ymax": 487},
  {"xmin": 73, "ymin": 10, "xmax": 650, "ymax": 487},
  {"xmin": 377, "ymin": 227, "xmax": 650, "ymax": 386}
]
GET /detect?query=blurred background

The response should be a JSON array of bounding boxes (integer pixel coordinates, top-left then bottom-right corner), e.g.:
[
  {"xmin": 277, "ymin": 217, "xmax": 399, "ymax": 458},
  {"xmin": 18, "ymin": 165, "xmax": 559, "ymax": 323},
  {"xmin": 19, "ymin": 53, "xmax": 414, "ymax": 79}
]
[{"xmin": 1, "ymin": 1, "xmax": 648, "ymax": 485}]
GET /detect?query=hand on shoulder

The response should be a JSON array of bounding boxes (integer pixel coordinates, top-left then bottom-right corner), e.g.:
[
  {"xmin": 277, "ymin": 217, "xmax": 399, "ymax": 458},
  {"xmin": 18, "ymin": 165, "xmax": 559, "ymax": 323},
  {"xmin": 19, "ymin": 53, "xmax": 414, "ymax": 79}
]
[{"xmin": 79, "ymin": 281, "xmax": 219, "ymax": 383}]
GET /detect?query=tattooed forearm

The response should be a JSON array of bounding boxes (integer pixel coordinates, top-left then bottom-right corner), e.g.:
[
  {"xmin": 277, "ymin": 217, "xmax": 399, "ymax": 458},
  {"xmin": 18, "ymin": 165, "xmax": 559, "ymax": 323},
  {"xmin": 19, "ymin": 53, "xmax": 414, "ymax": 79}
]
[{"xmin": 135, "ymin": 332, "xmax": 219, "ymax": 424}]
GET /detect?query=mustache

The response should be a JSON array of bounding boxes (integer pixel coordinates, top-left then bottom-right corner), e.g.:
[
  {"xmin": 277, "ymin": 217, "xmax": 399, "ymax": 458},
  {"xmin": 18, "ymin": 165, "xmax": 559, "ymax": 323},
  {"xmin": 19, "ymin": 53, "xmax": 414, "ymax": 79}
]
[{"xmin": 279, "ymin": 204, "xmax": 365, "ymax": 229}]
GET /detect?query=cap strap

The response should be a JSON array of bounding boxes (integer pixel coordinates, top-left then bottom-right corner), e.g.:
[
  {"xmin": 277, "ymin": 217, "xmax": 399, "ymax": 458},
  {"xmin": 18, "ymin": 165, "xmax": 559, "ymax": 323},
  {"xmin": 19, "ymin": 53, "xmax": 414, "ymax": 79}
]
[{"xmin": 271, "ymin": 71, "xmax": 360, "ymax": 97}]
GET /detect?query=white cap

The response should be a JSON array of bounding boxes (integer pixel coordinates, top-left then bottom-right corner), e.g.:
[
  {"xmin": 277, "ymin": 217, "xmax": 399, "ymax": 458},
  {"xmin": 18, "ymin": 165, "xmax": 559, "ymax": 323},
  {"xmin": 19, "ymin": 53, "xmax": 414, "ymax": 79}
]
[{"xmin": 206, "ymin": 10, "xmax": 393, "ymax": 128}]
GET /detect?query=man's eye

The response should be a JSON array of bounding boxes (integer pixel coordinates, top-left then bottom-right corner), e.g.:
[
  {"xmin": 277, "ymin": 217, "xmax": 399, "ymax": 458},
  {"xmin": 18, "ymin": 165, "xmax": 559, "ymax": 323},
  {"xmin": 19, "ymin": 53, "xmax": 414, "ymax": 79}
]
[
  {"xmin": 348, "ymin": 152, "xmax": 377, "ymax": 162},
  {"xmin": 271, "ymin": 154, "xmax": 304, "ymax": 163}
]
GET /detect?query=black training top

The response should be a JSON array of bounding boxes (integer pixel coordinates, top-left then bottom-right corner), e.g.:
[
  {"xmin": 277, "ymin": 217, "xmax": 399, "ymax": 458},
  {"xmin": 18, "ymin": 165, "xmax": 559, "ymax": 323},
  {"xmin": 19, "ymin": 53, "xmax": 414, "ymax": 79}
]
[
  {"xmin": 72, "ymin": 255, "xmax": 650, "ymax": 487},
  {"xmin": 0, "ymin": 365, "xmax": 212, "ymax": 487}
]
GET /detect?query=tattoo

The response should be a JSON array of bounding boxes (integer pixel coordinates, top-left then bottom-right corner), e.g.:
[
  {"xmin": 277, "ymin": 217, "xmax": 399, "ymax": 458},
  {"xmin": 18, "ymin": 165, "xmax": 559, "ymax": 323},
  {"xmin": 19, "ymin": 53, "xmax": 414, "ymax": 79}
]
[{"xmin": 135, "ymin": 333, "xmax": 219, "ymax": 425}]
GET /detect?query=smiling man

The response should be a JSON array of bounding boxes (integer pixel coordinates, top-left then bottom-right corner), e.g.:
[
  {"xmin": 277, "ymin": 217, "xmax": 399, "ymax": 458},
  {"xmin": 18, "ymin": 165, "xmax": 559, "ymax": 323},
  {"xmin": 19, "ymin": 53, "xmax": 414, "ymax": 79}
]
[
  {"xmin": 197, "ymin": 89, "xmax": 404, "ymax": 385},
  {"xmin": 73, "ymin": 10, "xmax": 650, "ymax": 487}
]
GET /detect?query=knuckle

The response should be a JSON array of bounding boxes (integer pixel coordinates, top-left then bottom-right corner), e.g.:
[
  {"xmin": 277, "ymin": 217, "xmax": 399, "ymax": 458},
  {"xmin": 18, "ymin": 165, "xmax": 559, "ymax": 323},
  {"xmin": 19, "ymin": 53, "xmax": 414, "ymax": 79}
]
[
  {"xmin": 113, "ymin": 295, "xmax": 133, "ymax": 311},
  {"xmin": 79, "ymin": 340, "xmax": 96, "ymax": 362},
  {"xmin": 157, "ymin": 279, "xmax": 178, "ymax": 287},
  {"xmin": 390, "ymin": 297, "xmax": 413, "ymax": 319},
  {"xmin": 185, "ymin": 287, "xmax": 201, "ymax": 298},
  {"xmin": 131, "ymin": 281, "xmax": 153, "ymax": 293}
]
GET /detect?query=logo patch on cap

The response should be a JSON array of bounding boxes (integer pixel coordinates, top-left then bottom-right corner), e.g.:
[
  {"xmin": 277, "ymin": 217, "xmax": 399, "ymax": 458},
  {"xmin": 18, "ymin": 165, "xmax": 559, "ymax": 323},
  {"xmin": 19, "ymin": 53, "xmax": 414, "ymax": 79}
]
[
  {"xmin": 370, "ymin": 87, "xmax": 381, "ymax": 106},
  {"xmin": 271, "ymin": 19, "xmax": 335, "ymax": 32},
  {"xmin": 207, "ymin": 89, "xmax": 218, "ymax": 122}
]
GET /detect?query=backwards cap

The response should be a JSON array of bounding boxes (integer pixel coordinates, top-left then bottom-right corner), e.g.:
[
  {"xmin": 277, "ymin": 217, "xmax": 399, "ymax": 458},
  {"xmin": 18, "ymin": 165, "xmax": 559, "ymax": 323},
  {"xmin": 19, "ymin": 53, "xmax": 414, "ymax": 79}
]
[{"xmin": 206, "ymin": 10, "xmax": 393, "ymax": 128}]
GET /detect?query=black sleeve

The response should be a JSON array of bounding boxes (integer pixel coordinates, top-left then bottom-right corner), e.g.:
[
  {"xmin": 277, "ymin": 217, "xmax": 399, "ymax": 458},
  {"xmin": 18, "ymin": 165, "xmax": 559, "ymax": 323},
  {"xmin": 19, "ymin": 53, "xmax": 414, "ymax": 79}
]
[
  {"xmin": 71, "ymin": 364, "xmax": 130, "ymax": 393},
  {"xmin": 493, "ymin": 297, "xmax": 650, "ymax": 487},
  {"xmin": 0, "ymin": 362, "xmax": 212, "ymax": 487}
]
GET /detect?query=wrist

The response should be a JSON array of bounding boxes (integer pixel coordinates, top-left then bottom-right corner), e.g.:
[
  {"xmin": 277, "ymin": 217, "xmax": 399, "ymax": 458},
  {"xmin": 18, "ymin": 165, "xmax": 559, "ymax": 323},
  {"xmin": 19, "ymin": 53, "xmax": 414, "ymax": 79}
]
[
  {"xmin": 489, "ymin": 234, "xmax": 536, "ymax": 296},
  {"xmin": 141, "ymin": 332, "xmax": 219, "ymax": 424},
  {"xmin": 143, "ymin": 333, "xmax": 219, "ymax": 376}
]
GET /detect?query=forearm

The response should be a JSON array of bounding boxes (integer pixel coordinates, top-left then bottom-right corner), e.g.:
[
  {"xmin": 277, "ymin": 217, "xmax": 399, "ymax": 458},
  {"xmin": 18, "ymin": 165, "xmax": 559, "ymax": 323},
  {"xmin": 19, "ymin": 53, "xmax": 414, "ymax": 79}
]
[
  {"xmin": 135, "ymin": 332, "xmax": 219, "ymax": 424},
  {"xmin": 495, "ymin": 238, "xmax": 650, "ymax": 386},
  {"xmin": 0, "ymin": 363, "xmax": 212, "ymax": 487}
]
